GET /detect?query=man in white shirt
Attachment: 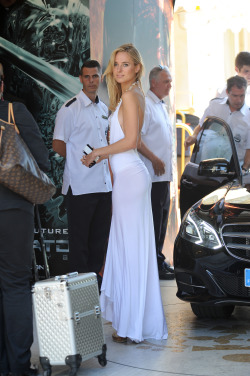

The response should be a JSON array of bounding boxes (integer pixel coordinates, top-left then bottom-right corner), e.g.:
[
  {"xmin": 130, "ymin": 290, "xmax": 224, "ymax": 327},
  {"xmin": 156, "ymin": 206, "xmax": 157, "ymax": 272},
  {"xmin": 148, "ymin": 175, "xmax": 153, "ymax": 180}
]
[
  {"xmin": 138, "ymin": 65, "xmax": 174, "ymax": 280},
  {"xmin": 185, "ymin": 76, "xmax": 250, "ymax": 171},
  {"xmin": 217, "ymin": 51, "xmax": 250, "ymax": 106},
  {"xmin": 53, "ymin": 60, "xmax": 112, "ymax": 288}
]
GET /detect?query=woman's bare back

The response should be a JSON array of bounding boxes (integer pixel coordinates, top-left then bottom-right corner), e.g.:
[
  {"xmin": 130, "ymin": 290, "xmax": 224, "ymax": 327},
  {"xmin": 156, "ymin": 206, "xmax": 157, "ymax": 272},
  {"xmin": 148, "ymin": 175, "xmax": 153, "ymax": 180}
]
[{"xmin": 118, "ymin": 85, "xmax": 145, "ymax": 135}]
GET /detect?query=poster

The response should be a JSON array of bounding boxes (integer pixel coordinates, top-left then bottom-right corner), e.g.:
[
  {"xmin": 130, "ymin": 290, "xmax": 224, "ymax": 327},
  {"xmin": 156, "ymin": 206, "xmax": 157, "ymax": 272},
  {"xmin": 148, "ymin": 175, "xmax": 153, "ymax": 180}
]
[{"xmin": 0, "ymin": 0, "xmax": 176, "ymax": 275}]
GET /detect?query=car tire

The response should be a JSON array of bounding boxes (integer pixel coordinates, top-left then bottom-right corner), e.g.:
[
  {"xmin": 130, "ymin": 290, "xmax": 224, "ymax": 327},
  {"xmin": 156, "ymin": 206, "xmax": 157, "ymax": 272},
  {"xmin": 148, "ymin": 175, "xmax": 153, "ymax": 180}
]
[{"xmin": 190, "ymin": 303, "xmax": 235, "ymax": 319}]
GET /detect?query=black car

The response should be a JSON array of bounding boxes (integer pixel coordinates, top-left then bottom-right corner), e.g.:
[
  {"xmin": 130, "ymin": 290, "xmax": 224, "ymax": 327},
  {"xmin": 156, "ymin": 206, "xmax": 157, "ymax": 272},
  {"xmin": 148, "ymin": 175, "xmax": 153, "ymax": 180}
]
[{"xmin": 174, "ymin": 116, "xmax": 250, "ymax": 318}]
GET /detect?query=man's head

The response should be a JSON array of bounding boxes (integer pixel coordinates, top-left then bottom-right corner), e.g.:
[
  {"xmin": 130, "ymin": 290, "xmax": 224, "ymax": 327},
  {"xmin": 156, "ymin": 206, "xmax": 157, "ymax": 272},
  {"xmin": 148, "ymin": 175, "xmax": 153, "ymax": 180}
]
[
  {"xmin": 79, "ymin": 60, "xmax": 101, "ymax": 100},
  {"xmin": 235, "ymin": 51, "xmax": 250, "ymax": 85},
  {"xmin": 226, "ymin": 75, "xmax": 247, "ymax": 111},
  {"xmin": 149, "ymin": 65, "xmax": 172, "ymax": 100}
]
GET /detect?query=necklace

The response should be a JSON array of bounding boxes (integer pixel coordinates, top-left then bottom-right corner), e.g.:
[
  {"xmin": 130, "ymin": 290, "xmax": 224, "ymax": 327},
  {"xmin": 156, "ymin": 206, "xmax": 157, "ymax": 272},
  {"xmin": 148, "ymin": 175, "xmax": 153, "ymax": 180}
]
[
  {"xmin": 116, "ymin": 81, "xmax": 141, "ymax": 108},
  {"xmin": 125, "ymin": 80, "xmax": 139, "ymax": 92}
]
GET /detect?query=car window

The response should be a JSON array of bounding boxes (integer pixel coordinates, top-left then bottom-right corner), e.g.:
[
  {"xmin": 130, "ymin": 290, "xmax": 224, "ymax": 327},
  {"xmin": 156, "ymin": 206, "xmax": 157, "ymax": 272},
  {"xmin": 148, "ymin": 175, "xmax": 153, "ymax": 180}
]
[{"xmin": 193, "ymin": 118, "xmax": 233, "ymax": 165}]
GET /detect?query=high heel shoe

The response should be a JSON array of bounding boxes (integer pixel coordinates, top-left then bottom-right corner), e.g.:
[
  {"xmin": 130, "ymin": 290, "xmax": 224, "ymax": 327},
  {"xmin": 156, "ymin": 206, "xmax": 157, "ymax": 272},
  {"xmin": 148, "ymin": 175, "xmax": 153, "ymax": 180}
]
[{"xmin": 112, "ymin": 331, "xmax": 127, "ymax": 343}]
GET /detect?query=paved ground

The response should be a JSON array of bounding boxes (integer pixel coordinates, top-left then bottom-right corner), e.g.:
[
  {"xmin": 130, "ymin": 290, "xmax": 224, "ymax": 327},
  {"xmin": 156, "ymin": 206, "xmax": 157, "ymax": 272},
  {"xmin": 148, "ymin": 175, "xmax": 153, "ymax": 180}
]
[{"xmin": 31, "ymin": 280, "xmax": 250, "ymax": 376}]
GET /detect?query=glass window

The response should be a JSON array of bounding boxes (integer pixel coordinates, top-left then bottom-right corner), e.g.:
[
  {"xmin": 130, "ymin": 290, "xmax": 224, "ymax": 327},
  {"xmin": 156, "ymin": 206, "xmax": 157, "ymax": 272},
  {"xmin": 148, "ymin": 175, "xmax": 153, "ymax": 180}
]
[{"xmin": 194, "ymin": 119, "xmax": 233, "ymax": 165}]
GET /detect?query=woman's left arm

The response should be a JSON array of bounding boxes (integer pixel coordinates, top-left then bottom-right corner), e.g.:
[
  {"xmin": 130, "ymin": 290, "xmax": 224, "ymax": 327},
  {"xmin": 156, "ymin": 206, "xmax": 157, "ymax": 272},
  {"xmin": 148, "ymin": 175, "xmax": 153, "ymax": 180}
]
[
  {"xmin": 82, "ymin": 90, "xmax": 139, "ymax": 166},
  {"xmin": 14, "ymin": 102, "xmax": 50, "ymax": 172}
]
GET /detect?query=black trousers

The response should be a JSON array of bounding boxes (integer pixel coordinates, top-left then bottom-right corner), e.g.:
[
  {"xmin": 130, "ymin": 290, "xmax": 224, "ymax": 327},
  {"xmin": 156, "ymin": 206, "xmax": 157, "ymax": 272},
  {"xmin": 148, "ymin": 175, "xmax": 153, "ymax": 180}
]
[
  {"xmin": 66, "ymin": 188, "xmax": 112, "ymax": 275},
  {"xmin": 151, "ymin": 181, "xmax": 170, "ymax": 269},
  {"xmin": 0, "ymin": 209, "xmax": 33, "ymax": 374}
]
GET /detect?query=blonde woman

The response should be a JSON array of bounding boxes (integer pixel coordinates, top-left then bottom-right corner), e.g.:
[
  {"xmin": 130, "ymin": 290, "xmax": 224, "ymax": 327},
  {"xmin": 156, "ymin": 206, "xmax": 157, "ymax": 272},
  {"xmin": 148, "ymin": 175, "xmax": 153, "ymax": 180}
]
[{"xmin": 82, "ymin": 44, "xmax": 167, "ymax": 343}]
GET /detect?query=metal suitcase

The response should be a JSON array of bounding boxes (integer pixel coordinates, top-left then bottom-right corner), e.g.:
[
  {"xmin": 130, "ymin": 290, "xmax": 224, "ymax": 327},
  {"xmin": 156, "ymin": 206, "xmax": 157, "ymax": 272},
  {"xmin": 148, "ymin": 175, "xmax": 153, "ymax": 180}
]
[{"xmin": 32, "ymin": 272, "xmax": 107, "ymax": 376}]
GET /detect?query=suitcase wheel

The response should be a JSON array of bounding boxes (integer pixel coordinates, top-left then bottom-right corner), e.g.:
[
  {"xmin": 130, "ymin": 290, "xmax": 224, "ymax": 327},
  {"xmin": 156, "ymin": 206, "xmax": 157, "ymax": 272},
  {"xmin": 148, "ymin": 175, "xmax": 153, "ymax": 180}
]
[
  {"xmin": 68, "ymin": 368, "xmax": 78, "ymax": 376},
  {"xmin": 97, "ymin": 344, "xmax": 107, "ymax": 367},
  {"xmin": 66, "ymin": 354, "xmax": 82, "ymax": 376},
  {"xmin": 40, "ymin": 356, "xmax": 52, "ymax": 376},
  {"xmin": 43, "ymin": 370, "xmax": 52, "ymax": 376}
]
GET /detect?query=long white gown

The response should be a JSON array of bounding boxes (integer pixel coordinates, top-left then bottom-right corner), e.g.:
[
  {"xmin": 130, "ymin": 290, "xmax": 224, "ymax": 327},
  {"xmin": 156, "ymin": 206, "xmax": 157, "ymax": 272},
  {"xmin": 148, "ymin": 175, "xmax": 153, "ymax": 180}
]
[{"xmin": 100, "ymin": 100, "xmax": 168, "ymax": 342}]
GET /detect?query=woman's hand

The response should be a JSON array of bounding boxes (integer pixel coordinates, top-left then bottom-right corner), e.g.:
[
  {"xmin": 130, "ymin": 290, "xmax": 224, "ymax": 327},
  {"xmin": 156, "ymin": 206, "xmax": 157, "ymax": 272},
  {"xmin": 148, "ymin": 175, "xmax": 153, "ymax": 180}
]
[{"xmin": 81, "ymin": 150, "xmax": 100, "ymax": 167}]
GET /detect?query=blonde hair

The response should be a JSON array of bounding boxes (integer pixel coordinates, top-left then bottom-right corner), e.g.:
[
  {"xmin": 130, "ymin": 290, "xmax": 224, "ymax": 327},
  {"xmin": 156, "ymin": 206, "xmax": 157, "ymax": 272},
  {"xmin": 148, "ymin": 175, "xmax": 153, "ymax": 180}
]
[{"xmin": 103, "ymin": 43, "xmax": 144, "ymax": 112}]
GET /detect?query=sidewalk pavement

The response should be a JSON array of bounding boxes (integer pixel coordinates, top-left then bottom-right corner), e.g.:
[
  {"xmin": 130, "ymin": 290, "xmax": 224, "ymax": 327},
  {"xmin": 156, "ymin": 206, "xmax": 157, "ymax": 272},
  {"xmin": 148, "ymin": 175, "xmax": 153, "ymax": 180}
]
[{"xmin": 31, "ymin": 280, "xmax": 250, "ymax": 376}]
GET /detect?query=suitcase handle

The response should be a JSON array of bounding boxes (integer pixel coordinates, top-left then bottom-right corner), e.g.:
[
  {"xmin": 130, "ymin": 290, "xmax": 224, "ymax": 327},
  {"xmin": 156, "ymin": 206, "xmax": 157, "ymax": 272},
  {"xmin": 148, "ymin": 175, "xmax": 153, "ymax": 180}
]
[{"xmin": 54, "ymin": 272, "xmax": 78, "ymax": 281}]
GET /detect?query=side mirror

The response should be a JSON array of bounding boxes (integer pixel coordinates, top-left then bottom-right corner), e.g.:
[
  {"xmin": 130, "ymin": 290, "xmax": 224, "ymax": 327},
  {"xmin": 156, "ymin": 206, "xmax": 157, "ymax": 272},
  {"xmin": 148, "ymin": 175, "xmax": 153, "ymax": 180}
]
[{"xmin": 198, "ymin": 158, "xmax": 234, "ymax": 177}]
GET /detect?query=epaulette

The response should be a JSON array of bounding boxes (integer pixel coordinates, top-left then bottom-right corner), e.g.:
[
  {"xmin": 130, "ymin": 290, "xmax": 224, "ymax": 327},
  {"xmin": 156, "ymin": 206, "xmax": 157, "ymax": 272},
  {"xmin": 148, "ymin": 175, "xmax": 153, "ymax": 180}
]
[{"xmin": 65, "ymin": 97, "xmax": 77, "ymax": 107}]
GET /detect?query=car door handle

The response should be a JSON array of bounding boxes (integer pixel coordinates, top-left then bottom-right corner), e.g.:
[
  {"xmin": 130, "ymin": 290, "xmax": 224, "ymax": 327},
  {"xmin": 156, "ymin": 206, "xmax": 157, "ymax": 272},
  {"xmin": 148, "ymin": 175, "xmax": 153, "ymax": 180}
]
[{"xmin": 182, "ymin": 178, "xmax": 196, "ymax": 188}]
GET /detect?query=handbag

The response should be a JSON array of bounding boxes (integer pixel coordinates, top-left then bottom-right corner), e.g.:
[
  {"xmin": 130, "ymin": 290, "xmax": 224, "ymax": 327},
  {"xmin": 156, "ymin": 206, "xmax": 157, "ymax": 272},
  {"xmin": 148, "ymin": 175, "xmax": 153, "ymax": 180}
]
[{"xmin": 0, "ymin": 103, "xmax": 56, "ymax": 204}]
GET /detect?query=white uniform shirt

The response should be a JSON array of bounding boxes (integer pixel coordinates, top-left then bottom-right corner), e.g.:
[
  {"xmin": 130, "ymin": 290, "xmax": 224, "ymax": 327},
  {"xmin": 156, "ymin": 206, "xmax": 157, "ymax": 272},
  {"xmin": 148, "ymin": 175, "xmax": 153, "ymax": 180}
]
[
  {"xmin": 140, "ymin": 90, "xmax": 173, "ymax": 182},
  {"xmin": 217, "ymin": 85, "xmax": 250, "ymax": 107},
  {"xmin": 199, "ymin": 97, "xmax": 250, "ymax": 164},
  {"xmin": 53, "ymin": 90, "xmax": 112, "ymax": 195}
]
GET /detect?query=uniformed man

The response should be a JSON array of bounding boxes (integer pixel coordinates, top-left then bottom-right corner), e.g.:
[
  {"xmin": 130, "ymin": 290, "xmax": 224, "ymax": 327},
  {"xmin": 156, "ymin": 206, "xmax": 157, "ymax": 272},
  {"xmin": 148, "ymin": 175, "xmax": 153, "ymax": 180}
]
[
  {"xmin": 53, "ymin": 60, "xmax": 112, "ymax": 289},
  {"xmin": 138, "ymin": 65, "xmax": 175, "ymax": 280},
  {"xmin": 185, "ymin": 75, "xmax": 250, "ymax": 171}
]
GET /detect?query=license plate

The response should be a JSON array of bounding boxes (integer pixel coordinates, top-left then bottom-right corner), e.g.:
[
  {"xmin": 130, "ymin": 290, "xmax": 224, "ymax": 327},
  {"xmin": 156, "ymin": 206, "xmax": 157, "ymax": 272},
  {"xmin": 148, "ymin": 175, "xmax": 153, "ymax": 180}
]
[{"xmin": 245, "ymin": 269, "xmax": 250, "ymax": 287}]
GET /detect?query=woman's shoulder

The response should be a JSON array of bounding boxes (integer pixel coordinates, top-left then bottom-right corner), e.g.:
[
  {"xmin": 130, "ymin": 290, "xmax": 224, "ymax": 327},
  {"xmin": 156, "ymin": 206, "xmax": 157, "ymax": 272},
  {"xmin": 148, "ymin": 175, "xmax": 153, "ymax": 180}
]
[
  {"xmin": 12, "ymin": 101, "xmax": 28, "ymax": 111},
  {"xmin": 122, "ymin": 87, "xmax": 144, "ymax": 104},
  {"xmin": 0, "ymin": 100, "xmax": 28, "ymax": 122}
]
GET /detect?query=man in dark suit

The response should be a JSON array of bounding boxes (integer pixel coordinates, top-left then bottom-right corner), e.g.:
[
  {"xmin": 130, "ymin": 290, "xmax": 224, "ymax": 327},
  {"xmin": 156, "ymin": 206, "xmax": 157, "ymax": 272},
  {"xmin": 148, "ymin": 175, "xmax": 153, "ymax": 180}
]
[{"xmin": 0, "ymin": 64, "xmax": 50, "ymax": 376}]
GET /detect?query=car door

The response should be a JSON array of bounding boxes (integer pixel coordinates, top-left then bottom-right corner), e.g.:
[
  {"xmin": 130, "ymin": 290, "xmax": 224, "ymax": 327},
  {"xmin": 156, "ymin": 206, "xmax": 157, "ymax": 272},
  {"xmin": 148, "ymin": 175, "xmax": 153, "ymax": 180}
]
[{"xmin": 180, "ymin": 116, "xmax": 241, "ymax": 218}]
